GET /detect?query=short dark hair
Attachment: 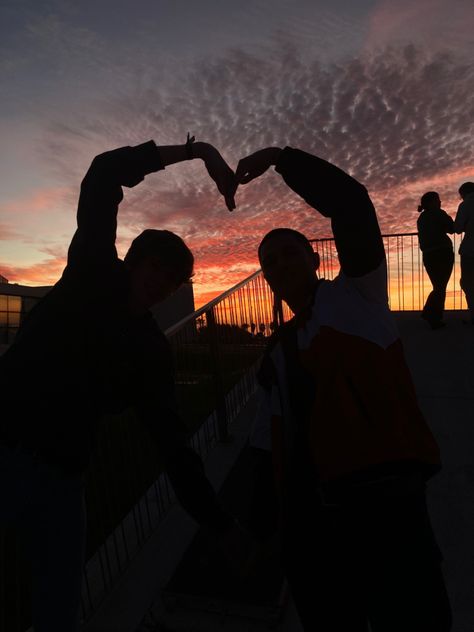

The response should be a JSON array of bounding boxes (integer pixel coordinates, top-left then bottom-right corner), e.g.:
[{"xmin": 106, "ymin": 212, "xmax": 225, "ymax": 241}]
[
  {"xmin": 124, "ymin": 229, "xmax": 194, "ymax": 284},
  {"xmin": 258, "ymin": 227, "xmax": 314, "ymax": 262},
  {"xmin": 459, "ymin": 182, "xmax": 474, "ymax": 198}
]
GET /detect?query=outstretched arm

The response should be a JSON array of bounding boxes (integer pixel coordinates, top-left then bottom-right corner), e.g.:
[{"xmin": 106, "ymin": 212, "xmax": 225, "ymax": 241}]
[
  {"xmin": 443, "ymin": 211, "xmax": 455, "ymax": 235},
  {"xmin": 236, "ymin": 146, "xmax": 385, "ymax": 278},
  {"xmin": 67, "ymin": 139, "xmax": 236, "ymax": 272}
]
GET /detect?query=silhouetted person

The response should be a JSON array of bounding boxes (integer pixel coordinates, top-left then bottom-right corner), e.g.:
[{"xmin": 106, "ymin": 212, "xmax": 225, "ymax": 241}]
[
  {"xmin": 417, "ymin": 191, "xmax": 454, "ymax": 329},
  {"xmin": 235, "ymin": 146, "xmax": 452, "ymax": 631},
  {"xmin": 0, "ymin": 137, "xmax": 245, "ymax": 632},
  {"xmin": 454, "ymin": 181, "xmax": 474, "ymax": 324}
]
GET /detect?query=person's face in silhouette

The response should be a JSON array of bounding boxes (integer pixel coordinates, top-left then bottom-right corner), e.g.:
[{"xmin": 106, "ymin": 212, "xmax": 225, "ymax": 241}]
[
  {"xmin": 259, "ymin": 233, "xmax": 319, "ymax": 313},
  {"xmin": 425, "ymin": 194, "xmax": 441, "ymax": 211},
  {"xmin": 459, "ymin": 187, "xmax": 474, "ymax": 201},
  {"xmin": 128, "ymin": 255, "xmax": 181, "ymax": 314}
]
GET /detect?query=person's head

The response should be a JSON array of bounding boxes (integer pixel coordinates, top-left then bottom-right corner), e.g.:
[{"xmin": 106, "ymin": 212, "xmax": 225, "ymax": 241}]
[
  {"xmin": 124, "ymin": 229, "xmax": 194, "ymax": 312},
  {"xmin": 458, "ymin": 182, "xmax": 474, "ymax": 201},
  {"xmin": 258, "ymin": 228, "xmax": 320, "ymax": 313},
  {"xmin": 418, "ymin": 191, "xmax": 440, "ymax": 213}
]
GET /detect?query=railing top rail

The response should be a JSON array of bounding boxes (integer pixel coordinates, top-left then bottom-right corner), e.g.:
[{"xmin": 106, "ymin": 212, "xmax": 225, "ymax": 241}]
[
  {"xmin": 164, "ymin": 230, "xmax": 451, "ymax": 338},
  {"xmin": 309, "ymin": 232, "xmax": 419, "ymax": 243},
  {"xmin": 164, "ymin": 268, "xmax": 263, "ymax": 337}
]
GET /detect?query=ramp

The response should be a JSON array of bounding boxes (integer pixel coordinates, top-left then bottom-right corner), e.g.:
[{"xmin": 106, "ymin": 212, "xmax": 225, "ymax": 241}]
[{"xmin": 140, "ymin": 443, "xmax": 287, "ymax": 630}]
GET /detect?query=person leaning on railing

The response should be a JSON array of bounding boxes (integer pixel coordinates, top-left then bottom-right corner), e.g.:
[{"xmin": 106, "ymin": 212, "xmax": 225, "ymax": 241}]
[
  {"xmin": 233, "ymin": 146, "xmax": 452, "ymax": 632},
  {"xmin": 417, "ymin": 191, "xmax": 454, "ymax": 330},
  {"xmin": 0, "ymin": 137, "xmax": 251, "ymax": 632}
]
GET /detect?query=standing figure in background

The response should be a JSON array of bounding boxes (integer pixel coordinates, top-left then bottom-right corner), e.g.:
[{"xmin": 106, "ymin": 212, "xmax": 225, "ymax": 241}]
[
  {"xmin": 454, "ymin": 181, "xmax": 474, "ymax": 325},
  {"xmin": 417, "ymin": 191, "xmax": 454, "ymax": 329}
]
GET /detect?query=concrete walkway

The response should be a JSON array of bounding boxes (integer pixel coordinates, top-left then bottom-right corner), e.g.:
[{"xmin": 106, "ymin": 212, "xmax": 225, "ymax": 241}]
[
  {"xmin": 82, "ymin": 310, "xmax": 474, "ymax": 632},
  {"xmin": 396, "ymin": 311, "xmax": 474, "ymax": 632}
]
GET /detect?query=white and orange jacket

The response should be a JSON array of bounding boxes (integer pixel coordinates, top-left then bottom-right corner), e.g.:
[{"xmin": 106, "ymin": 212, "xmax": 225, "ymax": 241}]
[{"xmin": 250, "ymin": 147, "xmax": 441, "ymax": 496}]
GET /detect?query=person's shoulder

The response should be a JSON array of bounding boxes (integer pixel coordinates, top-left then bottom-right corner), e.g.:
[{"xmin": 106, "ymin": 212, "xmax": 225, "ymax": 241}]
[
  {"xmin": 465, "ymin": 193, "xmax": 474, "ymax": 210},
  {"xmin": 457, "ymin": 198, "xmax": 469, "ymax": 212},
  {"xmin": 326, "ymin": 262, "xmax": 389, "ymax": 306},
  {"xmin": 417, "ymin": 211, "xmax": 426, "ymax": 226}
]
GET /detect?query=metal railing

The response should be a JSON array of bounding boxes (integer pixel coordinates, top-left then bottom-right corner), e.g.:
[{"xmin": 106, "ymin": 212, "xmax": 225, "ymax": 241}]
[
  {"xmin": 1, "ymin": 231, "xmax": 467, "ymax": 632},
  {"xmin": 79, "ymin": 270, "xmax": 282, "ymax": 621},
  {"xmin": 314, "ymin": 232, "xmax": 466, "ymax": 311}
]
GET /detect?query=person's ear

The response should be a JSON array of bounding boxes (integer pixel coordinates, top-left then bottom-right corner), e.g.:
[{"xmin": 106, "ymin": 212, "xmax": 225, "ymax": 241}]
[{"xmin": 313, "ymin": 251, "xmax": 320, "ymax": 272}]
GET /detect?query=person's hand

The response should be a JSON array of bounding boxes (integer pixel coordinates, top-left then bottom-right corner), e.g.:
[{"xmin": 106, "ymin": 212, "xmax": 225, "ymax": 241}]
[
  {"xmin": 235, "ymin": 147, "xmax": 282, "ymax": 185},
  {"xmin": 194, "ymin": 142, "xmax": 237, "ymax": 211}
]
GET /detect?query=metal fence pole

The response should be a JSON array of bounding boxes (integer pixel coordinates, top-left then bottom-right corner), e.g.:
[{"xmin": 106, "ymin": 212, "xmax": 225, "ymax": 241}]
[{"xmin": 205, "ymin": 307, "xmax": 229, "ymax": 442}]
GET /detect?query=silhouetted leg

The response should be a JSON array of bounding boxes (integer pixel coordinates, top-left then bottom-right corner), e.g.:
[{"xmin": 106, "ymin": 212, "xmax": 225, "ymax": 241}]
[
  {"xmin": 365, "ymin": 493, "xmax": 452, "ymax": 632},
  {"xmin": 282, "ymin": 502, "xmax": 370, "ymax": 632},
  {"xmin": 422, "ymin": 248, "xmax": 454, "ymax": 324},
  {"xmin": 460, "ymin": 255, "xmax": 474, "ymax": 322},
  {"xmin": 20, "ymin": 463, "xmax": 86, "ymax": 632}
]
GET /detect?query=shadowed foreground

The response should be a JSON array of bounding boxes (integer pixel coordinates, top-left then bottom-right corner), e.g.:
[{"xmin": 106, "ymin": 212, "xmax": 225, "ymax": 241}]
[{"xmin": 82, "ymin": 311, "xmax": 474, "ymax": 632}]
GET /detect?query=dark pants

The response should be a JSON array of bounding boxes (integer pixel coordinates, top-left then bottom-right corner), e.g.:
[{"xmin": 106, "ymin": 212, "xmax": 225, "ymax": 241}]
[
  {"xmin": 460, "ymin": 255, "xmax": 474, "ymax": 321},
  {"xmin": 282, "ymin": 490, "xmax": 452, "ymax": 632},
  {"xmin": 0, "ymin": 444, "xmax": 86, "ymax": 632},
  {"xmin": 422, "ymin": 248, "xmax": 454, "ymax": 324}
]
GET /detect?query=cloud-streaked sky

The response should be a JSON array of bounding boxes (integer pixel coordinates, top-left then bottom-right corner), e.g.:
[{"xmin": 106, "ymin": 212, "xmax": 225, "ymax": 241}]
[{"xmin": 1, "ymin": 0, "xmax": 473, "ymax": 305}]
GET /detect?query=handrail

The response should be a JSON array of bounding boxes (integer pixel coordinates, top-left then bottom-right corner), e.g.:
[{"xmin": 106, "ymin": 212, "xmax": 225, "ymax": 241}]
[
  {"xmin": 165, "ymin": 269, "xmax": 262, "ymax": 337},
  {"xmin": 167, "ymin": 230, "xmax": 463, "ymax": 341}
]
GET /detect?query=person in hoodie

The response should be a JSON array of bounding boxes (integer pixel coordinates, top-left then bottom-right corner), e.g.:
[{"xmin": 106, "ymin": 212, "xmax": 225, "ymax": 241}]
[
  {"xmin": 0, "ymin": 136, "xmax": 249, "ymax": 632},
  {"xmin": 235, "ymin": 145, "xmax": 452, "ymax": 632}
]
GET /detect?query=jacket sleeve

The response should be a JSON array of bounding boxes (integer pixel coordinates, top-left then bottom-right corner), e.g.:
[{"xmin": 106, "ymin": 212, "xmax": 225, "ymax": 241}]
[
  {"xmin": 275, "ymin": 147, "xmax": 385, "ymax": 278},
  {"xmin": 66, "ymin": 141, "xmax": 164, "ymax": 271},
  {"xmin": 442, "ymin": 211, "xmax": 455, "ymax": 234}
]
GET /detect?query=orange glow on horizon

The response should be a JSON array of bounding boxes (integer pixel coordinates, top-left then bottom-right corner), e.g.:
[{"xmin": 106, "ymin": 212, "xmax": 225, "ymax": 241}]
[{"xmin": 2, "ymin": 233, "xmax": 469, "ymax": 315}]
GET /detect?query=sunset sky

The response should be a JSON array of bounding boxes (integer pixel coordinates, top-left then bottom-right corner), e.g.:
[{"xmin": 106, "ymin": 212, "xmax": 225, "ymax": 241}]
[{"xmin": 1, "ymin": 0, "xmax": 473, "ymax": 306}]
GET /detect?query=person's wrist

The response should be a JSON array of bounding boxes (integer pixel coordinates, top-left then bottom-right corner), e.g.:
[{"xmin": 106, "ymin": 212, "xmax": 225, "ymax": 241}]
[
  {"xmin": 269, "ymin": 147, "xmax": 282, "ymax": 165},
  {"xmin": 191, "ymin": 141, "xmax": 211, "ymax": 161}
]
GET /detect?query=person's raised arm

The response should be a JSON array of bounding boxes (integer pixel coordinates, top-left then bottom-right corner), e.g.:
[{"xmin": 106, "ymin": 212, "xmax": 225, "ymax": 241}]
[
  {"xmin": 67, "ymin": 139, "xmax": 236, "ymax": 272},
  {"xmin": 236, "ymin": 146, "xmax": 385, "ymax": 278},
  {"xmin": 160, "ymin": 141, "xmax": 236, "ymax": 212}
]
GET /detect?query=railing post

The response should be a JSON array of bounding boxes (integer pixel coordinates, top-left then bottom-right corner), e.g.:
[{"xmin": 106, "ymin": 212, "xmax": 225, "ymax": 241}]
[
  {"xmin": 273, "ymin": 296, "xmax": 285, "ymax": 328},
  {"xmin": 205, "ymin": 307, "xmax": 229, "ymax": 442}
]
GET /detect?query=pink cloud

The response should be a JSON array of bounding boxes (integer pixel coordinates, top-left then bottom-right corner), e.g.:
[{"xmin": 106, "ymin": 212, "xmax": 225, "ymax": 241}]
[
  {"xmin": 0, "ymin": 186, "xmax": 70, "ymax": 216},
  {"xmin": 0, "ymin": 255, "xmax": 66, "ymax": 286},
  {"xmin": 0, "ymin": 223, "xmax": 23, "ymax": 241},
  {"xmin": 4, "ymin": 38, "xmax": 474, "ymax": 306},
  {"xmin": 365, "ymin": 0, "xmax": 474, "ymax": 55}
]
